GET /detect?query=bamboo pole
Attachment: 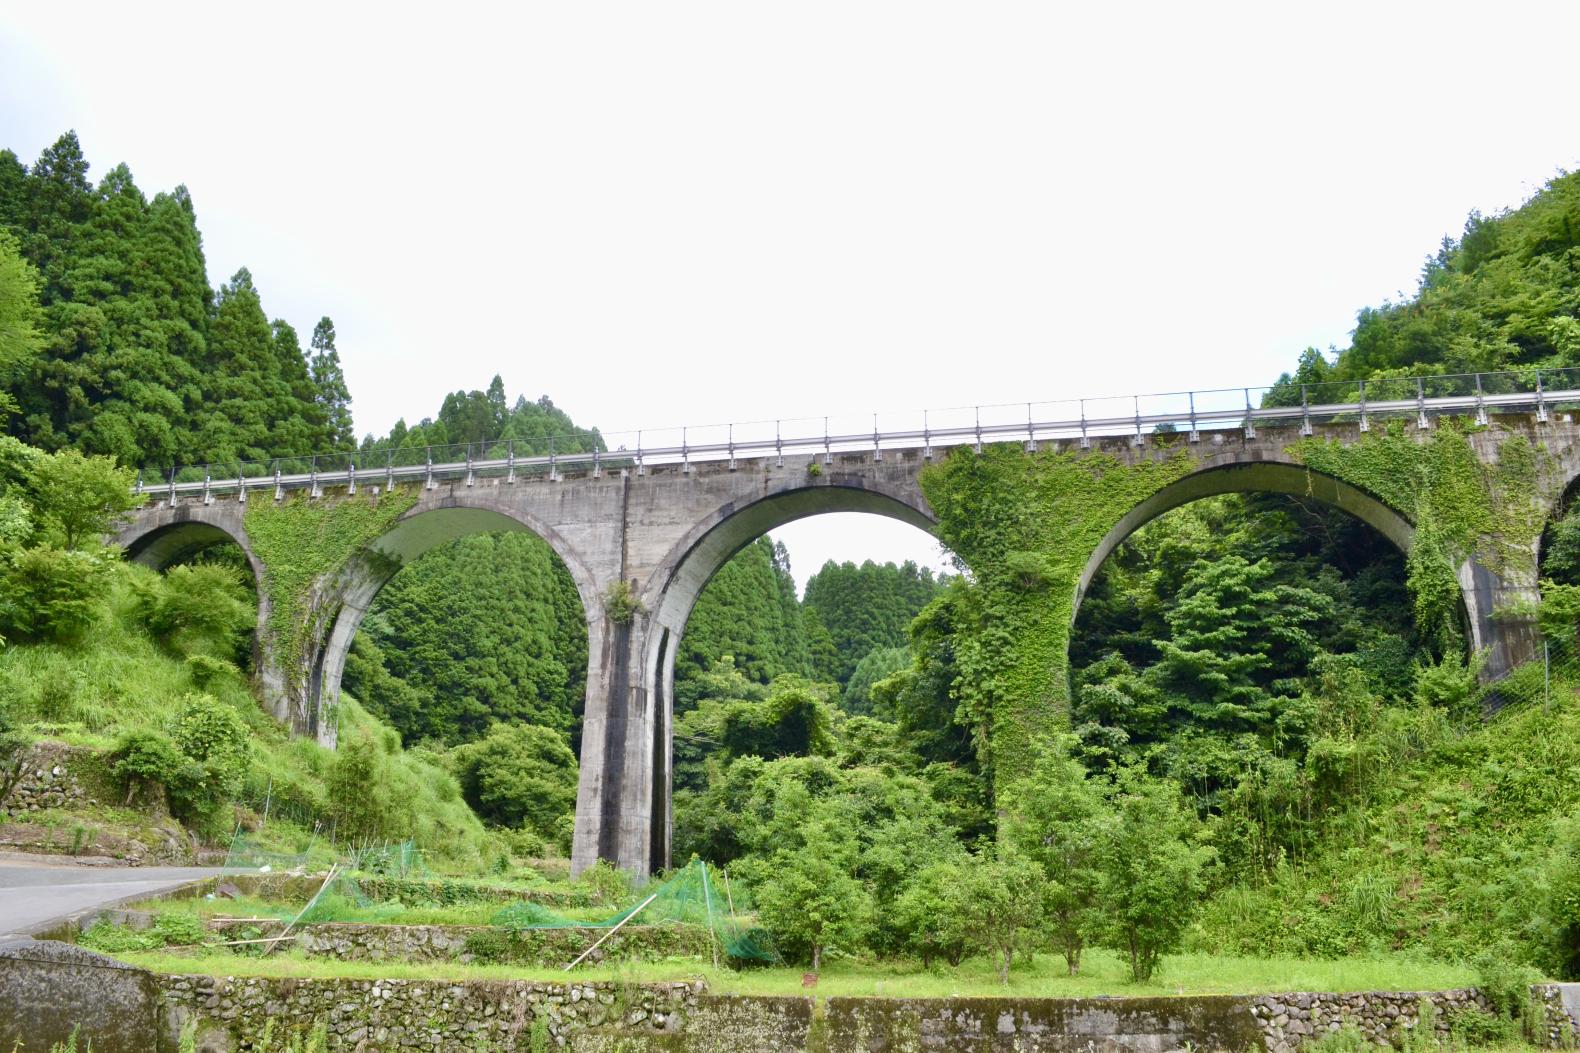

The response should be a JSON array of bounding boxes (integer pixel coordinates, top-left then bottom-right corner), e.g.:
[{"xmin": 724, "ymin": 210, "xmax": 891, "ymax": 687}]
[
  {"xmin": 701, "ymin": 861, "xmax": 719, "ymax": 969},
  {"xmin": 563, "ymin": 893, "xmax": 659, "ymax": 971},
  {"xmin": 263, "ymin": 863, "xmax": 337, "ymax": 957}
]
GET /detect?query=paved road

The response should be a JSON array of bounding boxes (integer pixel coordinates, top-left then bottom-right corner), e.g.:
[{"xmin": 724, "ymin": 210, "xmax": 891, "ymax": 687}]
[{"xmin": 0, "ymin": 860, "xmax": 224, "ymax": 936}]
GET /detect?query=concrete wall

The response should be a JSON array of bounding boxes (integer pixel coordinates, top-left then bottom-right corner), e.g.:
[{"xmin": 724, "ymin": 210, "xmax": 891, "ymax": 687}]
[{"xmin": 0, "ymin": 939, "xmax": 164, "ymax": 1053}]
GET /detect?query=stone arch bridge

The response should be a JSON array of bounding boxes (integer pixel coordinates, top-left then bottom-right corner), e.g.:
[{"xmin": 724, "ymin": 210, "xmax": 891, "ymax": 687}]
[{"xmin": 116, "ymin": 398, "xmax": 1580, "ymax": 876}]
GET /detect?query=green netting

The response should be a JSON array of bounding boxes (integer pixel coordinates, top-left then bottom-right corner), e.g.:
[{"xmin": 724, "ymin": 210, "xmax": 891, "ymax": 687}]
[
  {"xmin": 344, "ymin": 839, "xmax": 431, "ymax": 880},
  {"xmin": 223, "ymin": 830, "xmax": 314, "ymax": 873},
  {"xmin": 490, "ymin": 859, "xmax": 778, "ymax": 964}
]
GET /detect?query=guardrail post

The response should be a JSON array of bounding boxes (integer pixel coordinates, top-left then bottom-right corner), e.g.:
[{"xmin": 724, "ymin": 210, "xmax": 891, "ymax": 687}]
[
  {"xmin": 1415, "ymin": 377, "xmax": 1429, "ymax": 430},
  {"xmin": 347, "ymin": 460, "xmax": 357, "ymax": 496},
  {"xmin": 1025, "ymin": 402, "xmax": 1036, "ymax": 453},
  {"xmin": 1079, "ymin": 399, "xmax": 1089, "ymax": 449},
  {"xmin": 309, "ymin": 456, "xmax": 321, "ymax": 498},
  {"xmin": 1537, "ymin": 369, "xmax": 1549, "ymax": 423},
  {"xmin": 1243, "ymin": 388, "xmax": 1256, "ymax": 440},
  {"xmin": 922, "ymin": 411, "xmax": 932, "ymax": 460},
  {"xmin": 872, "ymin": 414, "xmax": 882, "ymax": 462},
  {"xmin": 681, "ymin": 428, "xmax": 691, "ymax": 474},
  {"xmin": 202, "ymin": 467, "xmax": 212, "ymax": 505},
  {"xmin": 776, "ymin": 420, "xmax": 784, "ymax": 467},
  {"xmin": 425, "ymin": 447, "xmax": 435, "ymax": 490},
  {"xmin": 273, "ymin": 466, "xmax": 283, "ymax": 501},
  {"xmin": 1300, "ymin": 385, "xmax": 1312, "ymax": 436},
  {"xmin": 1188, "ymin": 391, "xmax": 1199, "ymax": 442},
  {"xmin": 1475, "ymin": 373, "xmax": 1488, "ymax": 425},
  {"xmin": 506, "ymin": 441, "xmax": 516, "ymax": 484},
  {"xmin": 636, "ymin": 431, "xmax": 646, "ymax": 476},
  {"xmin": 729, "ymin": 424, "xmax": 738, "ymax": 470},
  {"xmin": 1358, "ymin": 379, "xmax": 1369, "ymax": 432},
  {"xmin": 1132, "ymin": 396, "xmax": 1144, "ymax": 447}
]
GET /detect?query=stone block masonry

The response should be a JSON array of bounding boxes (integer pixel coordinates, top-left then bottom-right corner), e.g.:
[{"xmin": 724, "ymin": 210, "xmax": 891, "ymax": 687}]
[
  {"xmin": 0, "ymin": 741, "xmax": 102, "ymax": 816},
  {"xmin": 3, "ymin": 940, "xmax": 1577, "ymax": 1053},
  {"xmin": 146, "ymin": 968, "xmax": 1580, "ymax": 1053}
]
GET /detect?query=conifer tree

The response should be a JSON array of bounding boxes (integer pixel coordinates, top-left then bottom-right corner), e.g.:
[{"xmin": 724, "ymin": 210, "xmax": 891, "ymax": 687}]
[{"xmin": 309, "ymin": 316, "xmax": 354, "ymax": 450}]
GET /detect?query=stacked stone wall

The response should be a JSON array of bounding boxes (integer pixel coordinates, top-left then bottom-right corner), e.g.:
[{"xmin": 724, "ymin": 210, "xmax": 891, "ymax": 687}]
[
  {"xmin": 1249, "ymin": 989, "xmax": 1486, "ymax": 1052},
  {"xmin": 0, "ymin": 741, "xmax": 102, "ymax": 816},
  {"xmin": 199, "ymin": 918, "xmax": 714, "ymax": 966}
]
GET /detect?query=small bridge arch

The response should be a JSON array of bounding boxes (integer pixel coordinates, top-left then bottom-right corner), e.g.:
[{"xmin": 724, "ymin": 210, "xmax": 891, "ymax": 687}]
[{"xmin": 309, "ymin": 495, "xmax": 606, "ymax": 745}]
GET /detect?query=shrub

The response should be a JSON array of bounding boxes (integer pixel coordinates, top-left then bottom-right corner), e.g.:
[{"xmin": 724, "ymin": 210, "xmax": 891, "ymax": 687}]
[
  {"xmin": 135, "ymin": 563, "xmax": 255, "ymax": 661},
  {"xmin": 0, "ymin": 545, "xmax": 106, "ymax": 642},
  {"xmin": 891, "ymin": 858, "xmax": 975, "ymax": 967},
  {"xmin": 110, "ymin": 729, "xmax": 188, "ymax": 807},
  {"xmin": 168, "ymin": 693, "xmax": 250, "ymax": 792},
  {"xmin": 578, "ymin": 858, "xmax": 633, "ymax": 907},
  {"xmin": 326, "ymin": 732, "xmax": 416, "ymax": 844},
  {"xmin": 962, "ymin": 848, "xmax": 1045, "ymax": 984},
  {"xmin": 451, "ymin": 723, "xmax": 578, "ymax": 846},
  {"xmin": 753, "ymin": 817, "xmax": 872, "ymax": 971}
]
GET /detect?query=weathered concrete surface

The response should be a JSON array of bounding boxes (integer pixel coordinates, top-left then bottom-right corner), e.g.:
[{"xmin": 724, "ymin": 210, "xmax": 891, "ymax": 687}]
[
  {"xmin": 0, "ymin": 939, "xmax": 163, "ymax": 1053},
  {"xmin": 117, "ymin": 417, "xmax": 1574, "ymax": 875}
]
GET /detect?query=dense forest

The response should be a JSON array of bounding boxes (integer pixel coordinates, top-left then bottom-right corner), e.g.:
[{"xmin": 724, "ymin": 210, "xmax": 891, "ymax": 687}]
[{"xmin": 3, "ymin": 132, "xmax": 1580, "ymax": 984}]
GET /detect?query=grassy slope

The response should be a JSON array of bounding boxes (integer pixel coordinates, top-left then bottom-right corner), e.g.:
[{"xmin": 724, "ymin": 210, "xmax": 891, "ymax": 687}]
[
  {"xmin": 0, "ymin": 562, "xmax": 492, "ymax": 871},
  {"xmin": 1193, "ymin": 671, "xmax": 1580, "ymax": 965}
]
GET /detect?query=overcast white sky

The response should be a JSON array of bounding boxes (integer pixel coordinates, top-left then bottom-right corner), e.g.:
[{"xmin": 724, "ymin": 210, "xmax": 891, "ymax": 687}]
[{"xmin": 4, "ymin": 2, "xmax": 1579, "ymax": 591}]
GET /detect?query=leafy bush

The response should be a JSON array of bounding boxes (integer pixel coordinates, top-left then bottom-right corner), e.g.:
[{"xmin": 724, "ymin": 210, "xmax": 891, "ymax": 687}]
[
  {"xmin": 0, "ymin": 545, "xmax": 106, "ymax": 642},
  {"xmin": 890, "ymin": 859, "xmax": 974, "ymax": 968},
  {"xmin": 451, "ymin": 723, "xmax": 578, "ymax": 849},
  {"xmin": 578, "ymin": 858, "xmax": 633, "ymax": 907},
  {"xmin": 109, "ymin": 729, "xmax": 188, "ymax": 807},
  {"xmin": 78, "ymin": 911, "xmax": 208, "ymax": 953},
  {"xmin": 168, "ymin": 693, "xmax": 250, "ymax": 787},
  {"xmin": 326, "ymin": 732, "xmax": 417, "ymax": 844},
  {"xmin": 135, "ymin": 563, "xmax": 255, "ymax": 661},
  {"xmin": 753, "ymin": 815, "xmax": 872, "ymax": 971}
]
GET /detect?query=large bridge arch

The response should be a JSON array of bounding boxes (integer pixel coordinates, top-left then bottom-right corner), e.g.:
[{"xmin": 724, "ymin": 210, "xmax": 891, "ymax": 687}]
[
  {"xmin": 308, "ymin": 495, "xmax": 606, "ymax": 747},
  {"xmin": 587, "ymin": 471, "xmax": 942, "ymax": 875},
  {"xmin": 1073, "ymin": 458, "xmax": 1417, "ymax": 623}
]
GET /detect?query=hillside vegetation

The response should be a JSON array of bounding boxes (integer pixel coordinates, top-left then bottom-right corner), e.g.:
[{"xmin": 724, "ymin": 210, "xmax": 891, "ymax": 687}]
[{"xmin": 2, "ymin": 132, "xmax": 1580, "ymax": 994}]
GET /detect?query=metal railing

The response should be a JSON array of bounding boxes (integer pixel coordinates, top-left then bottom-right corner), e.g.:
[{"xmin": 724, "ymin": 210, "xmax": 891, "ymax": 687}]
[{"xmin": 134, "ymin": 367, "xmax": 1580, "ymax": 501}]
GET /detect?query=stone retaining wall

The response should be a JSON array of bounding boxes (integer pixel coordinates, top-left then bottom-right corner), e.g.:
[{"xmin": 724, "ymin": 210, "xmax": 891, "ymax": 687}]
[
  {"xmin": 159, "ymin": 974, "xmax": 704, "ymax": 1052},
  {"xmin": 1248, "ymin": 989, "xmax": 1485, "ymax": 1052},
  {"xmin": 154, "ymin": 972, "xmax": 1580, "ymax": 1053},
  {"xmin": 0, "ymin": 741, "xmax": 102, "ymax": 816},
  {"xmin": 204, "ymin": 918, "xmax": 714, "ymax": 966},
  {"xmin": 11, "ymin": 938, "xmax": 1580, "ymax": 1053}
]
